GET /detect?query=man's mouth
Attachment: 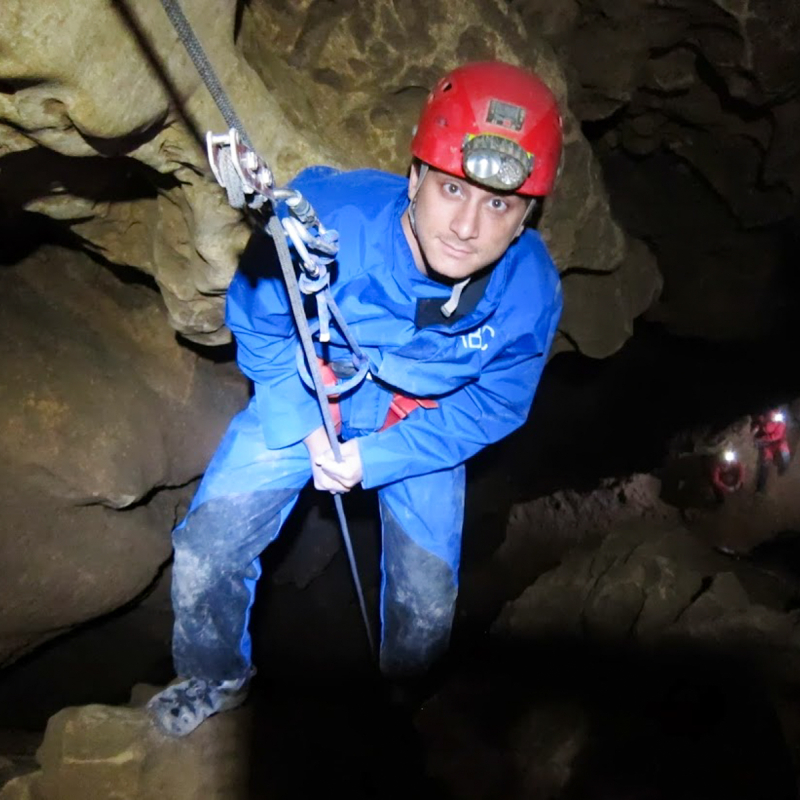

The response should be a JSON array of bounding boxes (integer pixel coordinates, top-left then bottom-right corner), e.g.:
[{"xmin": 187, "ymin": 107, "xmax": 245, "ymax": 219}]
[{"xmin": 439, "ymin": 239, "xmax": 474, "ymax": 257}]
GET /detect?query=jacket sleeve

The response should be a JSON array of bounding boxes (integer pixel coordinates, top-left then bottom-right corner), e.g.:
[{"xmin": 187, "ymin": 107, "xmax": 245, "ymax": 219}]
[
  {"xmin": 225, "ymin": 234, "xmax": 323, "ymax": 449},
  {"xmin": 357, "ymin": 292, "xmax": 562, "ymax": 488}
]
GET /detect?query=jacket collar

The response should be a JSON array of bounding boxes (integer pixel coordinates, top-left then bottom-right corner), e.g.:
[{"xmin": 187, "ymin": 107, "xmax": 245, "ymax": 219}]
[{"xmin": 391, "ymin": 189, "xmax": 515, "ymax": 332}]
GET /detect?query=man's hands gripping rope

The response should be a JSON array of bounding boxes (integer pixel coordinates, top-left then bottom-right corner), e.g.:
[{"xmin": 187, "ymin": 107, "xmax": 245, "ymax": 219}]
[{"xmin": 303, "ymin": 426, "xmax": 364, "ymax": 494}]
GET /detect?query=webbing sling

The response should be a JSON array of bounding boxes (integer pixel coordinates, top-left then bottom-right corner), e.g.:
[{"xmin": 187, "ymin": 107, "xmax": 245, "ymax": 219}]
[{"xmin": 152, "ymin": 0, "xmax": 376, "ymax": 659}]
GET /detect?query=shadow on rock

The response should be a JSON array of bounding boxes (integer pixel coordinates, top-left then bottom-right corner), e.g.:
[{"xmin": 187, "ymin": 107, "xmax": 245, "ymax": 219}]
[{"xmin": 418, "ymin": 637, "xmax": 799, "ymax": 800}]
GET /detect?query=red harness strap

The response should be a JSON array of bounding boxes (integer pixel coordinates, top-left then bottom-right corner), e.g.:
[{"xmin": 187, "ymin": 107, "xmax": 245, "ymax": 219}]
[
  {"xmin": 317, "ymin": 359, "xmax": 343, "ymax": 435},
  {"xmin": 380, "ymin": 393, "xmax": 438, "ymax": 431},
  {"xmin": 317, "ymin": 358, "xmax": 437, "ymax": 434}
]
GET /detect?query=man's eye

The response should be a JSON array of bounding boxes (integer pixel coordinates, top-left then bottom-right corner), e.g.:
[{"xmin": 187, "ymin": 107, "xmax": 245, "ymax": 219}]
[
  {"xmin": 443, "ymin": 183, "xmax": 461, "ymax": 195},
  {"xmin": 490, "ymin": 198, "xmax": 509, "ymax": 211}
]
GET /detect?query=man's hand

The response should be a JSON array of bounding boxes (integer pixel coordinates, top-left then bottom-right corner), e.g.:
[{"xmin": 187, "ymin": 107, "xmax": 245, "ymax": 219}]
[
  {"xmin": 315, "ymin": 439, "xmax": 364, "ymax": 491},
  {"xmin": 303, "ymin": 427, "xmax": 363, "ymax": 494},
  {"xmin": 310, "ymin": 459, "xmax": 350, "ymax": 494}
]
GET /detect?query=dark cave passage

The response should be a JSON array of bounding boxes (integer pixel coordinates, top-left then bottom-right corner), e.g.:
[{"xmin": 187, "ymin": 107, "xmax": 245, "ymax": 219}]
[{"xmin": 508, "ymin": 316, "xmax": 800, "ymax": 501}]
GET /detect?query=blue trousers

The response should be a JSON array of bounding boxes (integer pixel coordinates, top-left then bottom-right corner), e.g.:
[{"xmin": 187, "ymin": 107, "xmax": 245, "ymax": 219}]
[{"xmin": 171, "ymin": 398, "xmax": 465, "ymax": 681}]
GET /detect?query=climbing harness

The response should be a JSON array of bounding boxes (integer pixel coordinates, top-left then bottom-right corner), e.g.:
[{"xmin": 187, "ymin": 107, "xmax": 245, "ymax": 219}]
[{"xmin": 154, "ymin": 0, "xmax": 375, "ymax": 658}]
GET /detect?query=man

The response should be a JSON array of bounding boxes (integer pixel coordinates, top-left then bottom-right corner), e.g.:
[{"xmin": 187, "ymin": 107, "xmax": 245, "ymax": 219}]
[
  {"xmin": 710, "ymin": 447, "xmax": 744, "ymax": 501},
  {"xmin": 753, "ymin": 409, "xmax": 791, "ymax": 492},
  {"xmin": 147, "ymin": 60, "xmax": 563, "ymax": 736}
]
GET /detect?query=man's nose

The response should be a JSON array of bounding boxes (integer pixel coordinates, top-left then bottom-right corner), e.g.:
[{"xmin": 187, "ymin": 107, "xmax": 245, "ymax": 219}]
[{"xmin": 451, "ymin": 199, "xmax": 480, "ymax": 240}]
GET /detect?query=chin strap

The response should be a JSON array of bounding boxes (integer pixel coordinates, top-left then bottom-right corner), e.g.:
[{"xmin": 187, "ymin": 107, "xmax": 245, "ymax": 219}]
[
  {"xmin": 409, "ymin": 163, "xmax": 471, "ymax": 319},
  {"xmin": 440, "ymin": 278, "xmax": 471, "ymax": 318},
  {"xmin": 407, "ymin": 163, "xmax": 428, "ymax": 238}
]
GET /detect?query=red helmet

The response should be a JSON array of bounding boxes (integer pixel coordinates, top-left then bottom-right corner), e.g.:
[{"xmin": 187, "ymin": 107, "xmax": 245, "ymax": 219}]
[{"xmin": 411, "ymin": 61, "xmax": 563, "ymax": 197}]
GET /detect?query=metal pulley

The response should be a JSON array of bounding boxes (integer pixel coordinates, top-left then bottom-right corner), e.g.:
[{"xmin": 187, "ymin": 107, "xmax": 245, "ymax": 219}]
[{"xmin": 206, "ymin": 128, "xmax": 275, "ymax": 202}]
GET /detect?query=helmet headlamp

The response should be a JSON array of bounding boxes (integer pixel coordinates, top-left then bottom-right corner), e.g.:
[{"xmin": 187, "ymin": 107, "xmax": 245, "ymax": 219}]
[{"xmin": 462, "ymin": 134, "xmax": 533, "ymax": 192}]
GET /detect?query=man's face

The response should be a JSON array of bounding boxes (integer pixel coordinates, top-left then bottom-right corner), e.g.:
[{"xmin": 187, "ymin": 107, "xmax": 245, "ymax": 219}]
[{"xmin": 402, "ymin": 163, "xmax": 530, "ymax": 281}]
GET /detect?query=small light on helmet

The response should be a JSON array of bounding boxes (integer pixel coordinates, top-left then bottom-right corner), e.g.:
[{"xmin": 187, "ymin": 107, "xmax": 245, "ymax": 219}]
[
  {"xmin": 772, "ymin": 411, "xmax": 785, "ymax": 423},
  {"xmin": 462, "ymin": 134, "xmax": 532, "ymax": 192},
  {"xmin": 469, "ymin": 152, "xmax": 504, "ymax": 182},
  {"xmin": 723, "ymin": 449, "xmax": 737, "ymax": 463}
]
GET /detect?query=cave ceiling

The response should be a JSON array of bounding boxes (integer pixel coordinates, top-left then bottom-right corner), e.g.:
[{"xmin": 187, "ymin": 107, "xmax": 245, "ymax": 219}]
[{"xmin": 514, "ymin": 0, "xmax": 800, "ymax": 340}]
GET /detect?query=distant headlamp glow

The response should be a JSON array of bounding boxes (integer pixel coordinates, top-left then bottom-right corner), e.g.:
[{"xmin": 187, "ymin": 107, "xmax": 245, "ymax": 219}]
[
  {"xmin": 462, "ymin": 134, "xmax": 532, "ymax": 191},
  {"xmin": 772, "ymin": 411, "xmax": 785, "ymax": 423},
  {"xmin": 723, "ymin": 449, "xmax": 737, "ymax": 463}
]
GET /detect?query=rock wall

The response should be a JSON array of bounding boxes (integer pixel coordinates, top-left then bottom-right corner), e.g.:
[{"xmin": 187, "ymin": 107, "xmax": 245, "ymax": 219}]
[
  {"xmin": 0, "ymin": 245, "xmax": 248, "ymax": 666},
  {"xmin": 0, "ymin": 0, "xmax": 666, "ymax": 665},
  {"xmin": 1, "ymin": 0, "xmax": 661, "ymax": 356},
  {"xmin": 515, "ymin": 0, "xmax": 800, "ymax": 340}
]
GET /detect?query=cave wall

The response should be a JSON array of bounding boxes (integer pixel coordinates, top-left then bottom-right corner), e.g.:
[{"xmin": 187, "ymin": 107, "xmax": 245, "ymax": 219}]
[
  {"xmin": 514, "ymin": 0, "xmax": 800, "ymax": 340},
  {"xmin": 1, "ymin": 0, "xmax": 798, "ymax": 670},
  {"xmin": 0, "ymin": 245, "xmax": 249, "ymax": 666},
  {"xmin": 0, "ymin": 0, "xmax": 660, "ymax": 356}
]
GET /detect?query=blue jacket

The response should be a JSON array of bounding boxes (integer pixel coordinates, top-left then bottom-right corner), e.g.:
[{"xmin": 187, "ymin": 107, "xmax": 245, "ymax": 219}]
[{"xmin": 226, "ymin": 167, "xmax": 562, "ymax": 489}]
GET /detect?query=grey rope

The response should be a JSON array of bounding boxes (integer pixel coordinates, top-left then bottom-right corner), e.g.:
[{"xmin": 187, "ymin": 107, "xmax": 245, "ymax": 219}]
[
  {"xmin": 217, "ymin": 148, "xmax": 246, "ymax": 209},
  {"xmin": 267, "ymin": 216, "xmax": 376, "ymax": 658},
  {"xmin": 157, "ymin": 0, "xmax": 376, "ymax": 659},
  {"xmin": 158, "ymin": 0, "xmax": 253, "ymax": 148}
]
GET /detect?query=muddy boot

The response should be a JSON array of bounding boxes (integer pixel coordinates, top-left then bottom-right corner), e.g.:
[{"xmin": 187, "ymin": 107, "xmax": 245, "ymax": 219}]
[{"xmin": 146, "ymin": 675, "xmax": 250, "ymax": 737}]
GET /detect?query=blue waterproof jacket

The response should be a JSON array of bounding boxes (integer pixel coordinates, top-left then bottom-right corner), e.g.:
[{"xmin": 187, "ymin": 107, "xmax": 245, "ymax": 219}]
[{"xmin": 225, "ymin": 167, "xmax": 562, "ymax": 489}]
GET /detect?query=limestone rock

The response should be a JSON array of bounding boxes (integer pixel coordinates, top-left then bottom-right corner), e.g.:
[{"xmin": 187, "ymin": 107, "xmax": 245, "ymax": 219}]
[
  {"xmin": 466, "ymin": 474, "xmax": 679, "ymax": 618},
  {"xmin": 0, "ymin": 696, "xmax": 252, "ymax": 800},
  {"xmin": 0, "ymin": 0, "xmax": 331, "ymax": 343},
  {"xmin": 0, "ymin": 245, "xmax": 248, "ymax": 666},
  {"xmin": 537, "ymin": 0, "xmax": 800, "ymax": 233},
  {"xmin": 494, "ymin": 523, "xmax": 800, "ymax": 680}
]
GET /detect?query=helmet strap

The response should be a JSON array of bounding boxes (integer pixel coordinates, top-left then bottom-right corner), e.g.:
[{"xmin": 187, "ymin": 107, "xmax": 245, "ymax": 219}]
[
  {"xmin": 408, "ymin": 162, "xmax": 429, "ymax": 238},
  {"xmin": 440, "ymin": 277, "xmax": 470, "ymax": 318},
  {"xmin": 514, "ymin": 198, "xmax": 538, "ymax": 238}
]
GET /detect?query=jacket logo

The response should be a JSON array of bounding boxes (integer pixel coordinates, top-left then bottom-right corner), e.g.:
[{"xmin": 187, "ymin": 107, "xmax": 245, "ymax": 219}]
[{"xmin": 461, "ymin": 324, "xmax": 495, "ymax": 352}]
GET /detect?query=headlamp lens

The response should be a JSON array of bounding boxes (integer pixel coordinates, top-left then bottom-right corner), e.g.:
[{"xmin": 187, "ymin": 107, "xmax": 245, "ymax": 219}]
[
  {"xmin": 462, "ymin": 135, "xmax": 532, "ymax": 191},
  {"xmin": 466, "ymin": 151, "xmax": 503, "ymax": 182}
]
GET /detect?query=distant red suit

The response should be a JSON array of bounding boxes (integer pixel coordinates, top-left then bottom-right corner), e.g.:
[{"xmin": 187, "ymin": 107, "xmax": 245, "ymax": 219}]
[
  {"xmin": 712, "ymin": 460, "xmax": 744, "ymax": 495},
  {"xmin": 753, "ymin": 412, "xmax": 791, "ymax": 490}
]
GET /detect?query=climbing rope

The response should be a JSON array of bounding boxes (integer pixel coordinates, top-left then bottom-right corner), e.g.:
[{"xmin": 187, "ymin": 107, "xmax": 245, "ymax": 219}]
[
  {"xmin": 155, "ymin": 0, "xmax": 376, "ymax": 659},
  {"xmin": 157, "ymin": 0, "xmax": 251, "ymax": 147}
]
